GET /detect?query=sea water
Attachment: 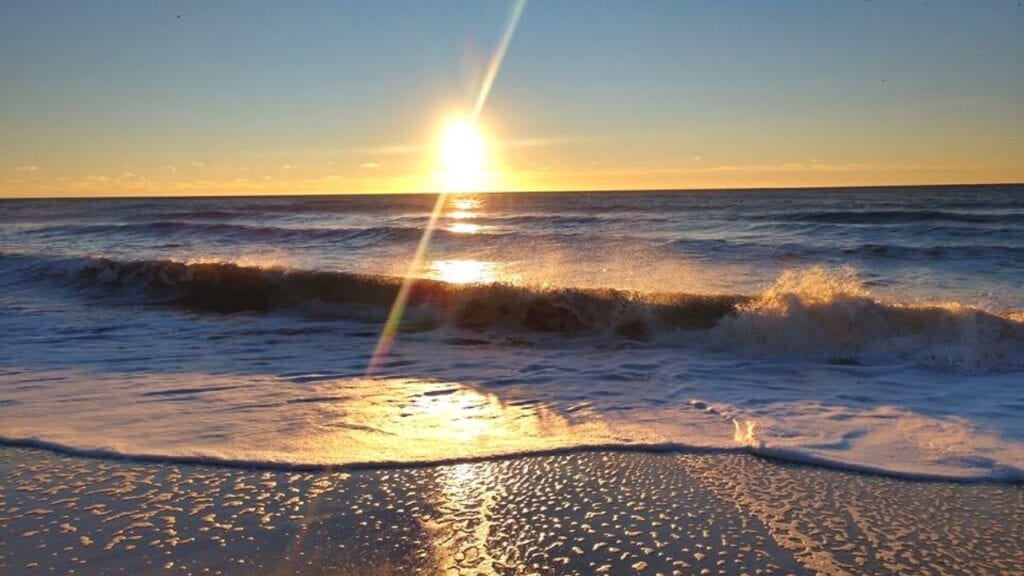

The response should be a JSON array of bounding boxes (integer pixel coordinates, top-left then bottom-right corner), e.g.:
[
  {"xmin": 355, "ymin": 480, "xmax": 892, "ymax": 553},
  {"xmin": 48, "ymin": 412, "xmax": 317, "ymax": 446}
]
[{"xmin": 1, "ymin": 185, "xmax": 1022, "ymax": 480}]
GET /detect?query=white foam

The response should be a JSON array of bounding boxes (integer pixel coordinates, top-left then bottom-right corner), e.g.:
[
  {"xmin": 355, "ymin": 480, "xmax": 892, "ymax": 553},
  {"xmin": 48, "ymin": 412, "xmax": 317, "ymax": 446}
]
[
  {"xmin": 1, "ymin": 311, "xmax": 1021, "ymax": 481},
  {"xmin": 711, "ymin": 266, "xmax": 1024, "ymax": 372}
]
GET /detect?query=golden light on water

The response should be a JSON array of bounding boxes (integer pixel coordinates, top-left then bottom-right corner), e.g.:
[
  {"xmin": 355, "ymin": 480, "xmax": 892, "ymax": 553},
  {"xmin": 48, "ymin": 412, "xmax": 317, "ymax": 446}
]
[
  {"xmin": 434, "ymin": 196, "xmax": 502, "ymax": 282},
  {"xmin": 448, "ymin": 197, "xmax": 482, "ymax": 230},
  {"xmin": 452, "ymin": 198, "xmax": 481, "ymax": 211},
  {"xmin": 306, "ymin": 378, "xmax": 610, "ymax": 462},
  {"xmin": 448, "ymin": 222, "xmax": 481, "ymax": 234},
  {"xmin": 430, "ymin": 259, "xmax": 498, "ymax": 284}
]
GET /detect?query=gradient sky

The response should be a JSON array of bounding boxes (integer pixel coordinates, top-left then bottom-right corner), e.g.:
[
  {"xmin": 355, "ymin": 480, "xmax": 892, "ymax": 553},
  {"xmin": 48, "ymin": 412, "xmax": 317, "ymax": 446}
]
[{"xmin": 2, "ymin": 0, "xmax": 1022, "ymax": 197}]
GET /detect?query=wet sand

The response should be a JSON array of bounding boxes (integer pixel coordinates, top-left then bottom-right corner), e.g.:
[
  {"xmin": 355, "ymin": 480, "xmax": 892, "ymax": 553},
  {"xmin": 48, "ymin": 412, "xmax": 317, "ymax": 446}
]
[{"xmin": 0, "ymin": 447, "xmax": 1021, "ymax": 575}]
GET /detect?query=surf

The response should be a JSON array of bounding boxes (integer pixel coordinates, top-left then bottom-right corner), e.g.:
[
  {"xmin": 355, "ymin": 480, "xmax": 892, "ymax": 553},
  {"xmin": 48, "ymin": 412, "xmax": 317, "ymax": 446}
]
[{"xmin": 4, "ymin": 252, "xmax": 1022, "ymax": 372}]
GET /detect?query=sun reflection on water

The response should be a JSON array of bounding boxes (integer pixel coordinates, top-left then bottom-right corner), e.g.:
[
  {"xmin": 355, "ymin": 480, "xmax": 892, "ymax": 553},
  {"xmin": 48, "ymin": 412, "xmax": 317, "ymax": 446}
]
[
  {"xmin": 445, "ymin": 194, "xmax": 487, "ymax": 234},
  {"xmin": 302, "ymin": 376, "xmax": 619, "ymax": 468},
  {"xmin": 430, "ymin": 259, "xmax": 498, "ymax": 284},
  {"xmin": 449, "ymin": 210, "xmax": 477, "ymax": 220},
  {"xmin": 447, "ymin": 222, "xmax": 482, "ymax": 234},
  {"xmin": 430, "ymin": 195, "xmax": 510, "ymax": 283},
  {"xmin": 307, "ymin": 377, "xmax": 609, "ymax": 467},
  {"xmin": 452, "ymin": 197, "xmax": 482, "ymax": 212}
]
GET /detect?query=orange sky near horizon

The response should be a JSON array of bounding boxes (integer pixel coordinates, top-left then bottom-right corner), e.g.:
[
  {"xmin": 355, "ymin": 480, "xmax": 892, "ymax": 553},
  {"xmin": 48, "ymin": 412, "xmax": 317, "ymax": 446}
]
[{"xmin": 4, "ymin": 149, "xmax": 1021, "ymax": 199}]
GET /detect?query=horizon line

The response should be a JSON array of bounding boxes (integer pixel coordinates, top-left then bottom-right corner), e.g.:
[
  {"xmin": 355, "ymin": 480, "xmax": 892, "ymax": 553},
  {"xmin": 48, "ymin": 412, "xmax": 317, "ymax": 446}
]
[{"xmin": 1, "ymin": 181, "xmax": 1021, "ymax": 201}]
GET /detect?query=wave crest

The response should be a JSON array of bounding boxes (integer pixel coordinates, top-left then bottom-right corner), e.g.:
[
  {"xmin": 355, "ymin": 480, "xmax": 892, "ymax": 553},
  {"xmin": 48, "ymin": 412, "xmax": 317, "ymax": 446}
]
[{"xmin": 712, "ymin": 266, "xmax": 1024, "ymax": 371}]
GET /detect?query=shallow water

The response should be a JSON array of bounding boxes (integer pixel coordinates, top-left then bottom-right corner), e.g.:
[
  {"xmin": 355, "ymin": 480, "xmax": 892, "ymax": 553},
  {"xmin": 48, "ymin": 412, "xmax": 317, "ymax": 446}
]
[{"xmin": 1, "ymin": 186, "xmax": 1022, "ymax": 480}]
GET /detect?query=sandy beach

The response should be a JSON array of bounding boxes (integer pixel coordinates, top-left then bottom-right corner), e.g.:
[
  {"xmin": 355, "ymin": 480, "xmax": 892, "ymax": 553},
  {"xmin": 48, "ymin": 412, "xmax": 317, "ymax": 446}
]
[{"xmin": 2, "ymin": 447, "xmax": 1021, "ymax": 575}]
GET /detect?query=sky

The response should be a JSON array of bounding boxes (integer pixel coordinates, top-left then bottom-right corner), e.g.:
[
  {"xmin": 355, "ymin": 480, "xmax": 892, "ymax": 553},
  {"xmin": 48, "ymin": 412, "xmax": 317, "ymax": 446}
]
[{"xmin": 1, "ymin": 0, "xmax": 1022, "ymax": 197}]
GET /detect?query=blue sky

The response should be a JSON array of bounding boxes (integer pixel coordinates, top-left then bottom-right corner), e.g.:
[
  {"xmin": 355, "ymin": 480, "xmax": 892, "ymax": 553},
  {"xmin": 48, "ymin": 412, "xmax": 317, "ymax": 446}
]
[{"xmin": 2, "ymin": 0, "xmax": 1022, "ymax": 195}]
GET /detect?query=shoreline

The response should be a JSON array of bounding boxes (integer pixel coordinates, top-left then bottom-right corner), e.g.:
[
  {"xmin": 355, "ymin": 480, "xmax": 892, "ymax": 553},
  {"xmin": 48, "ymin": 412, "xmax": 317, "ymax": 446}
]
[
  {"xmin": 2, "ymin": 446, "xmax": 1021, "ymax": 575},
  {"xmin": 2, "ymin": 437, "xmax": 1022, "ymax": 485}
]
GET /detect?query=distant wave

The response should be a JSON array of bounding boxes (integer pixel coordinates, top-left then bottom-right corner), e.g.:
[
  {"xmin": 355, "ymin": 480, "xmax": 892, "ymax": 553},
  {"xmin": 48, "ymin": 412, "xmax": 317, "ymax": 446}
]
[
  {"xmin": 23, "ymin": 215, "xmax": 677, "ymax": 243},
  {"xmin": 3, "ymin": 253, "xmax": 1022, "ymax": 371},
  {"xmin": 665, "ymin": 237, "xmax": 1024, "ymax": 262},
  {"xmin": 443, "ymin": 212, "xmax": 673, "ymax": 227},
  {"xmin": 152, "ymin": 209, "xmax": 244, "ymax": 220},
  {"xmin": 21, "ymin": 221, "xmax": 500, "ymax": 245},
  {"xmin": 770, "ymin": 209, "xmax": 1024, "ymax": 225},
  {"xmin": 841, "ymin": 243, "xmax": 1024, "ymax": 261}
]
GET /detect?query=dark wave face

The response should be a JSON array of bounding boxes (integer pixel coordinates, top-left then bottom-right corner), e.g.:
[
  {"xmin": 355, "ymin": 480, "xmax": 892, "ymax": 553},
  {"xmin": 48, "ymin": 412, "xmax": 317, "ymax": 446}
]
[{"xmin": 6, "ymin": 253, "xmax": 746, "ymax": 334}]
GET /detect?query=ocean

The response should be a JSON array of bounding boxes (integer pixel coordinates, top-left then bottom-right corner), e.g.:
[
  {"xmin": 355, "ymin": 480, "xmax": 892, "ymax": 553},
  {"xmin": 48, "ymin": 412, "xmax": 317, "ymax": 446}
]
[{"xmin": 1, "ymin": 185, "xmax": 1022, "ymax": 481}]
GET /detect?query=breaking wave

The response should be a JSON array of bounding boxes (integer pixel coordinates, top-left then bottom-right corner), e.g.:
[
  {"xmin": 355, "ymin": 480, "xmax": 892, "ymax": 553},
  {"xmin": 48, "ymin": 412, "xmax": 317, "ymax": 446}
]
[
  {"xmin": 711, "ymin": 266, "xmax": 1024, "ymax": 371},
  {"xmin": 4, "ymin": 253, "xmax": 1023, "ymax": 371}
]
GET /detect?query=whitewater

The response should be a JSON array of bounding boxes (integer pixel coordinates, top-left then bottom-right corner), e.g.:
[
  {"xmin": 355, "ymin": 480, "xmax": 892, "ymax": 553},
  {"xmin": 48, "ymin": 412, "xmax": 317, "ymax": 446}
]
[{"xmin": 1, "ymin": 185, "xmax": 1022, "ymax": 481}]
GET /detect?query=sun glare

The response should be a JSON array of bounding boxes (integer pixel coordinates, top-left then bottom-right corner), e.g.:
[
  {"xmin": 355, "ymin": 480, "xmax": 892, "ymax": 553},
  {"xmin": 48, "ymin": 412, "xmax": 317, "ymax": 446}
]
[
  {"xmin": 430, "ymin": 259, "xmax": 497, "ymax": 284},
  {"xmin": 437, "ymin": 118, "xmax": 489, "ymax": 192}
]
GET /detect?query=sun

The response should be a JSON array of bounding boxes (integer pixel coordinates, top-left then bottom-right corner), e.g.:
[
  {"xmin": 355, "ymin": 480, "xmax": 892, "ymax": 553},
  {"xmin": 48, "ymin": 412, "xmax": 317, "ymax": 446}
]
[{"xmin": 436, "ymin": 118, "xmax": 489, "ymax": 192}]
